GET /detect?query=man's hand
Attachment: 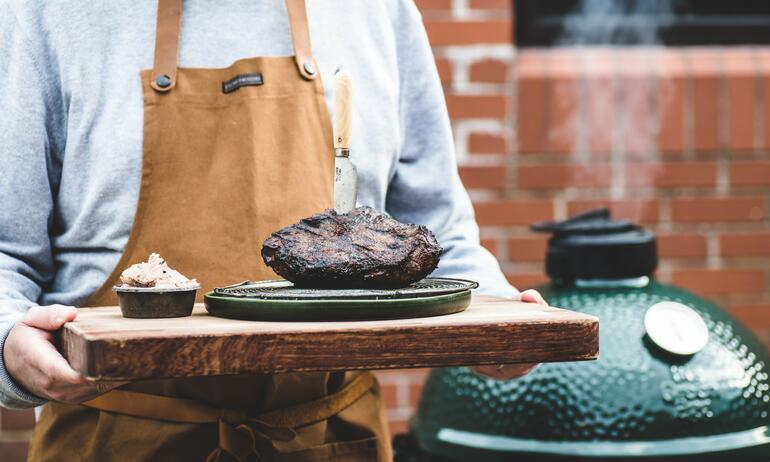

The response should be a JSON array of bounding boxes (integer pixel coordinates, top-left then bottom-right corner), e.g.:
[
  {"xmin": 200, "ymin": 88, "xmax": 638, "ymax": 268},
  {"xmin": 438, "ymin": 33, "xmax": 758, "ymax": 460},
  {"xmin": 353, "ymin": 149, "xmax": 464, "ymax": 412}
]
[
  {"xmin": 471, "ymin": 289, "xmax": 547, "ymax": 380},
  {"xmin": 519, "ymin": 289, "xmax": 546, "ymax": 305},
  {"xmin": 4, "ymin": 305, "xmax": 125, "ymax": 404}
]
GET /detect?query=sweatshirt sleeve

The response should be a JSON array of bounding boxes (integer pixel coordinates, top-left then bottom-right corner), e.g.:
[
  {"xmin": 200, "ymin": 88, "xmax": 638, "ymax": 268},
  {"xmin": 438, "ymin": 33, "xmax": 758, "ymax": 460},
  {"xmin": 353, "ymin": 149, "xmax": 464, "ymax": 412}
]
[
  {"xmin": 0, "ymin": 2, "xmax": 62, "ymax": 408},
  {"xmin": 385, "ymin": 1, "xmax": 518, "ymax": 299}
]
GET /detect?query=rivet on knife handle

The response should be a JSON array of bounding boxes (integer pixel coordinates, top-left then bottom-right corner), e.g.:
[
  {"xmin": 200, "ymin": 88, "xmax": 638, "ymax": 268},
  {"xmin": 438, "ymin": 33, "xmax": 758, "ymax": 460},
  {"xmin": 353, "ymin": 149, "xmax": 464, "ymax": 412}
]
[{"xmin": 333, "ymin": 69, "xmax": 357, "ymax": 213}]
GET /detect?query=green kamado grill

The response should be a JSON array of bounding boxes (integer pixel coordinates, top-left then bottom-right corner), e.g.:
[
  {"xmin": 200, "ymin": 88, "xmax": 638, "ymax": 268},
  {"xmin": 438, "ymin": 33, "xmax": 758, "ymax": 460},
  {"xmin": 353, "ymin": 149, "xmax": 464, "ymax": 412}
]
[{"xmin": 399, "ymin": 209, "xmax": 770, "ymax": 461}]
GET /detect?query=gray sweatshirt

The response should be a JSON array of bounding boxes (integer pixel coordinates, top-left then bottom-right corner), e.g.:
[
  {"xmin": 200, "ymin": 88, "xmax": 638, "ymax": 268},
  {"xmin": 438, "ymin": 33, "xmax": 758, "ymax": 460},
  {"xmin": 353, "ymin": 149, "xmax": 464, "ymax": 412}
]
[{"xmin": 0, "ymin": 0, "xmax": 518, "ymax": 409}]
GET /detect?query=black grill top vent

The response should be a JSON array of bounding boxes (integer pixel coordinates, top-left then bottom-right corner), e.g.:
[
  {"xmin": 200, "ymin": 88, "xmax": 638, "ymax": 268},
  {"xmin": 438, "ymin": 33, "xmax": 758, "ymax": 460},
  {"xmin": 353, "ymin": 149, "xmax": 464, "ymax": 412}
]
[{"xmin": 532, "ymin": 208, "xmax": 658, "ymax": 283}]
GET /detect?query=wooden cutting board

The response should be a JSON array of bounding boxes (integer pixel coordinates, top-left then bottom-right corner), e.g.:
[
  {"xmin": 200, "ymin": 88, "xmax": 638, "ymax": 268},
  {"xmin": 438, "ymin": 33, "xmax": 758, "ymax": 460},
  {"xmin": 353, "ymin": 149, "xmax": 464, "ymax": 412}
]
[{"xmin": 63, "ymin": 295, "xmax": 599, "ymax": 380}]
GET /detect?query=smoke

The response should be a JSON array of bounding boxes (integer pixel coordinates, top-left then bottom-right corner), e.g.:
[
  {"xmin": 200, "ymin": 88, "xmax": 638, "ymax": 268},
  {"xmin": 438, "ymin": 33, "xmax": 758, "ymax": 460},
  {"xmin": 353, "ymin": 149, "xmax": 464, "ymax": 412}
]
[
  {"xmin": 560, "ymin": 0, "xmax": 674, "ymax": 47},
  {"xmin": 551, "ymin": 0, "xmax": 675, "ymax": 203}
]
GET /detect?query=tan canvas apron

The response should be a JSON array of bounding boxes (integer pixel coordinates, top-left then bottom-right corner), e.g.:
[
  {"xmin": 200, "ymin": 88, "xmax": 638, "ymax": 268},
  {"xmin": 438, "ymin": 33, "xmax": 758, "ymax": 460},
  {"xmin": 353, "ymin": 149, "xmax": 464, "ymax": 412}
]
[{"xmin": 27, "ymin": 0, "xmax": 390, "ymax": 460}]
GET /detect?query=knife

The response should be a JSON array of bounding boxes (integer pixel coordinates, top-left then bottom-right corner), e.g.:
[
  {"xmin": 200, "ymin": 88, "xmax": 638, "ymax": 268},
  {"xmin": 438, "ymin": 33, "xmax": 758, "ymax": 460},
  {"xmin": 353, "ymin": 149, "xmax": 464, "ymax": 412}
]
[{"xmin": 332, "ymin": 69, "xmax": 357, "ymax": 213}]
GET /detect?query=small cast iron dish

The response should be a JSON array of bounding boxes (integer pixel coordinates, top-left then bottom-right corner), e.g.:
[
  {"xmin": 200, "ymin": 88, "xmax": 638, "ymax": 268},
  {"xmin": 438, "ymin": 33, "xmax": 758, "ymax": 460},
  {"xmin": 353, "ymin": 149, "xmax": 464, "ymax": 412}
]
[{"xmin": 113, "ymin": 284, "xmax": 200, "ymax": 318}]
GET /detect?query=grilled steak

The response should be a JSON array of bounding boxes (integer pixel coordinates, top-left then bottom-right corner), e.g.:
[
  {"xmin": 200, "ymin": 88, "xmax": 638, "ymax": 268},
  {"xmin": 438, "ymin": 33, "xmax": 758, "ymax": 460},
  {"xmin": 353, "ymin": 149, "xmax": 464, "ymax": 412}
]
[{"xmin": 262, "ymin": 207, "xmax": 442, "ymax": 288}]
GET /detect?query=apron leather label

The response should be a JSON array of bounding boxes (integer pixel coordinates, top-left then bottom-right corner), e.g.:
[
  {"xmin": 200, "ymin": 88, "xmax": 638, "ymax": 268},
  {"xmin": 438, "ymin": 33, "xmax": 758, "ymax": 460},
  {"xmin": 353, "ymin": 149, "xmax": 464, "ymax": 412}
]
[{"xmin": 222, "ymin": 73, "xmax": 264, "ymax": 93}]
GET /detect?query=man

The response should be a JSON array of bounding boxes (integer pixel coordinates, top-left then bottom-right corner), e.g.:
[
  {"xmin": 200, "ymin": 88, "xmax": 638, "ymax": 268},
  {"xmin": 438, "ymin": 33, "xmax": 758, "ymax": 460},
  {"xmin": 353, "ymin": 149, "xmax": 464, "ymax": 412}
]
[{"xmin": 0, "ymin": 0, "xmax": 544, "ymax": 460}]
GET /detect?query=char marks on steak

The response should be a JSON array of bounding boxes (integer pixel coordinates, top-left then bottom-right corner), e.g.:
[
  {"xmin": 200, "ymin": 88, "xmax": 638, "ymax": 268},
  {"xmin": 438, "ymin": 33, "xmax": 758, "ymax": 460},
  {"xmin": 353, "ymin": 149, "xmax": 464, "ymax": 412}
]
[{"xmin": 262, "ymin": 207, "xmax": 442, "ymax": 288}]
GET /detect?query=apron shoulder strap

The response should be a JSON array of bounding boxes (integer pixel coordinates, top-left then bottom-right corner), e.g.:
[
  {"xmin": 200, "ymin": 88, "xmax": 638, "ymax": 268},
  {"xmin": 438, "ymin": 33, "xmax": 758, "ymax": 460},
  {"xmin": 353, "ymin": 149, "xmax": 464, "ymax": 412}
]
[
  {"xmin": 285, "ymin": 0, "xmax": 318, "ymax": 80},
  {"xmin": 151, "ymin": 0, "xmax": 182, "ymax": 92},
  {"xmin": 150, "ymin": 0, "xmax": 318, "ymax": 93}
]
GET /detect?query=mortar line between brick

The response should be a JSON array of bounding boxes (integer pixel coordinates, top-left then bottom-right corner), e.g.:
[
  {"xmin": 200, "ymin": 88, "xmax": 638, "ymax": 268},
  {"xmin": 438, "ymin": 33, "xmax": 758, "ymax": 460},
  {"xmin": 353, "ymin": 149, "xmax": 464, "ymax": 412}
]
[
  {"xmin": 683, "ymin": 56, "xmax": 695, "ymax": 156},
  {"xmin": 717, "ymin": 52, "xmax": 731, "ymax": 197},
  {"xmin": 659, "ymin": 196, "xmax": 671, "ymax": 232},
  {"xmin": 504, "ymin": 49, "xmax": 516, "ymax": 199},
  {"xmin": 752, "ymin": 49, "xmax": 764, "ymax": 152},
  {"xmin": 716, "ymin": 153, "xmax": 730, "ymax": 195},
  {"xmin": 395, "ymin": 376, "xmax": 411, "ymax": 409},
  {"xmin": 719, "ymin": 52, "xmax": 729, "ymax": 153},
  {"xmin": 539, "ymin": 67, "xmax": 554, "ymax": 159},
  {"xmin": 707, "ymin": 231, "xmax": 721, "ymax": 268},
  {"xmin": 576, "ymin": 55, "xmax": 588, "ymax": 160},
  {"xmin": 610, "ymin": 58, "xmax": 625, "ymax": 200}
]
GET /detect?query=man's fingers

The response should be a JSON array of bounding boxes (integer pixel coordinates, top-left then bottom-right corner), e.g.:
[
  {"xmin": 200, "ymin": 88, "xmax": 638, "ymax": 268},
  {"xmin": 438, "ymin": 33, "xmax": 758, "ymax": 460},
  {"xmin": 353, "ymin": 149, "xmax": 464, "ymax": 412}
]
[
  {"xmin": 520, "ymin": 289, "xmax": 547, "ymax": 305},
  {"xmin": 26, "ymin": 329, "xmax": 85, "ymax": 386},
  {"xmin": 52, "ymin": 380, "xmax": 128, "ymax": 404},
  {"xmin": 471, "ymin": 363, "xmax": 540, "ymax": 380},
  {"xmin": 497, "ymin": 363, "xmax": 539, "ymax": 377},
  {"xmin": 89, "ymin": 380, "xmax": 129, "ymax": 394},
  {"xmin": 23, "ymin": 305, "xmax": 77, "ymax": 330},
  {"xmin": 4, "ymin": 313, "xmax": 107, "ymax": 404}
]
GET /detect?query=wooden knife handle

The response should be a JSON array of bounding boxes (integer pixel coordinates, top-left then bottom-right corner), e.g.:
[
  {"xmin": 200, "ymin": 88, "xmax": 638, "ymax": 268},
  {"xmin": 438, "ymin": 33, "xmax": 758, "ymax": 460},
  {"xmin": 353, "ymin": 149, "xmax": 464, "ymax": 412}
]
[{"xmin": 333, "ymin": 70, "xmax": 352, "ymax": 149}]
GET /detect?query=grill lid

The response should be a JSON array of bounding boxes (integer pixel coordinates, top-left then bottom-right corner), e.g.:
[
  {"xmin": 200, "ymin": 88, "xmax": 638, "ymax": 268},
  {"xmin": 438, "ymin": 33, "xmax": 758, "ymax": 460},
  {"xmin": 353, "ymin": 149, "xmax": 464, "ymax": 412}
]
[
  {"xmin": 406, "ymin": 210, "xmax": 770, "ymax": 462},
  {"xmin": 532, "ymin": 208, "xmax": 658, "ymax": 283},
  {"xmin": 409, "ymin": 282, "xmax": 770, "ymax": 461}
]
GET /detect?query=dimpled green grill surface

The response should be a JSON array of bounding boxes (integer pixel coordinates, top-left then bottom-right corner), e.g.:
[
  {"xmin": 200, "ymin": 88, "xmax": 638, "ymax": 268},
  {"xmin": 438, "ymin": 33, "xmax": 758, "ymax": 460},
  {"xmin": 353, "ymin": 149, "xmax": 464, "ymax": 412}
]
[{"xmin": 410, "ymin": 282, "xmax": 770, "ymax": 461}]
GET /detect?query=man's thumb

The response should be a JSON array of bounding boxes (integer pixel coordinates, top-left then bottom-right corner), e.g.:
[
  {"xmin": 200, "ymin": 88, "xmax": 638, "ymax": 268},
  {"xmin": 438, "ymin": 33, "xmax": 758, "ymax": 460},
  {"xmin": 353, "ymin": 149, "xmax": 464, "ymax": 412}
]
[{"xmin": 22, "ymin": 305, "xmax": 78, "ymax": 330}]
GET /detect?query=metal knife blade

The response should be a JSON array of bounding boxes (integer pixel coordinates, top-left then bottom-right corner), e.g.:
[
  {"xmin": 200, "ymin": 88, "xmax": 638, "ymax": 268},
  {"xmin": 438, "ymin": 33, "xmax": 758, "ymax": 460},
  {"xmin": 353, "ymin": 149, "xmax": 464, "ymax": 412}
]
[{"xmin": 334, "ymin": 154, "xmax": 357, "ymax": 213}]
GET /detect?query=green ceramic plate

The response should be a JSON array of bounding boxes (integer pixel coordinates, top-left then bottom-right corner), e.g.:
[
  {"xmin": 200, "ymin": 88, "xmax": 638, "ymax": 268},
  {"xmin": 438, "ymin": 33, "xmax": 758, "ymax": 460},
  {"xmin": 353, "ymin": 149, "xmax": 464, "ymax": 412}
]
[{"xmin": 204, "ymin": 278, "xmax": 477, "ymax": 321}]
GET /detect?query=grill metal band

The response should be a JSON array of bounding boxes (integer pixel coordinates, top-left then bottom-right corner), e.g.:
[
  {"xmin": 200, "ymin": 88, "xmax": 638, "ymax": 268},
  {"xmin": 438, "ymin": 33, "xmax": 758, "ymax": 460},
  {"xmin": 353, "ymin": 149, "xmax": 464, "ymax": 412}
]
[{"xmin": 213, "ymin": 278, "xmax": 478, "ymax": 300}]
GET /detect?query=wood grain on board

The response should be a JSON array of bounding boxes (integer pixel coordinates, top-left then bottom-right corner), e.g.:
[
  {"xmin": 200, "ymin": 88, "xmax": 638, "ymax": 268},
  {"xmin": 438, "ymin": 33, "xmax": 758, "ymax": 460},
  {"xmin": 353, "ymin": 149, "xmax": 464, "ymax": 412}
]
[{"xmin": 62, "ymin": 295, "xmax": 599, "ymax": 380}]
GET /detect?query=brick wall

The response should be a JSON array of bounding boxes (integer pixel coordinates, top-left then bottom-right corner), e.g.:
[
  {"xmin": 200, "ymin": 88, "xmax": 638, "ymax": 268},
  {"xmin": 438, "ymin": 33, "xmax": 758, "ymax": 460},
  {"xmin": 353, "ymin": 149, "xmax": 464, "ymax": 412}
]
[
  {"xmin": 3, "ymin": 0, "xmax": 770, "ymax": 458},
  {"xmin": 375, "ymin": 0, "xmax": 770, "ymax": 438}
]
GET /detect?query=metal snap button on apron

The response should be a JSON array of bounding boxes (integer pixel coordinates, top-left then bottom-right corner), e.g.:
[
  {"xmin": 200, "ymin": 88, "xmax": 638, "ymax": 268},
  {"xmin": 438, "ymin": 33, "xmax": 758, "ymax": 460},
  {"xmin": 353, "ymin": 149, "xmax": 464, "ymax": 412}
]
[
  {"xmin": 303, "ymin": 61, "xmax": 316, "ymax": 76},
  {"xmin": 155, "ymin": 74, "xmax": 172, "ymax": 88},
  {"xmin": 644, "ymin": 301, "xmax": 708, "ymax": 355}
]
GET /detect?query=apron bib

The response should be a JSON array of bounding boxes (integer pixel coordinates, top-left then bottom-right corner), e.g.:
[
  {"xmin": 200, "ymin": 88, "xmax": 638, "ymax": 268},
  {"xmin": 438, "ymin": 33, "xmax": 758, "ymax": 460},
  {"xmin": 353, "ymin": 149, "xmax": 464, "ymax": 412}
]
[{"xmin": 27, "ymin": 0, "xmax": 390, "ymax": 460}]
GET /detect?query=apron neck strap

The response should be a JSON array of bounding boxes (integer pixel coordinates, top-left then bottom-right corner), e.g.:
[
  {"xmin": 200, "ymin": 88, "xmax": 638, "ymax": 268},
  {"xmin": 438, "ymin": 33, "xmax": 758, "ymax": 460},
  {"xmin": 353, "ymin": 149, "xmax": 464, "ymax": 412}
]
[
  {"xmin": 150, "ymin": 0, "xmax": 182, "ymax": 92},
  {"xmin": 150, "ymin": 0, "xmax": 317, "ymax": 93},
  {"xmin": 285, "ymin": 0, "xmax": 318, "ymax": 80}
]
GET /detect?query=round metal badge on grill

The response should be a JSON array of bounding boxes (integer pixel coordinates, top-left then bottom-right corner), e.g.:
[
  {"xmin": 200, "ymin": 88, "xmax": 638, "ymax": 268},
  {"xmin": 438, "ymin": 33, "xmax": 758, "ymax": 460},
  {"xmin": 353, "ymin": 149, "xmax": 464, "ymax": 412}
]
[
  {"xmin": 205, "ymin": 277, "xmax": 478, "ymax": 321},
  {"xmin": 645, "ymin": 301, "xmax": 709, "ymax": 356}
]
